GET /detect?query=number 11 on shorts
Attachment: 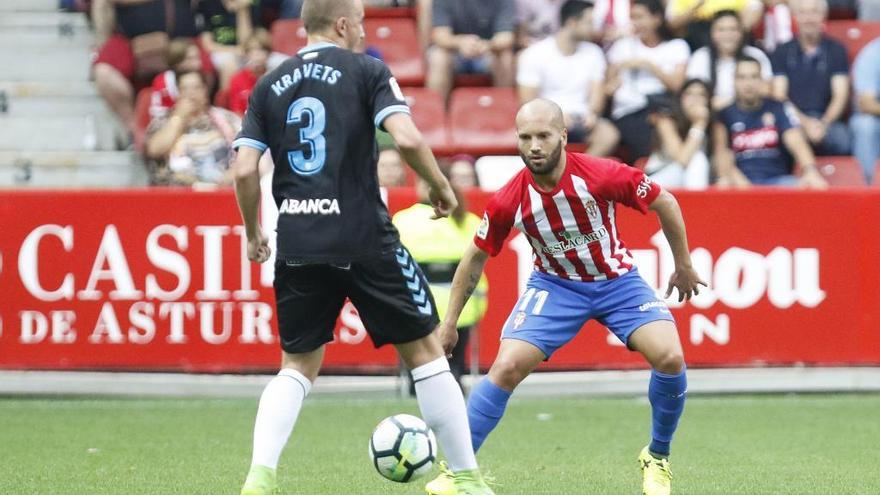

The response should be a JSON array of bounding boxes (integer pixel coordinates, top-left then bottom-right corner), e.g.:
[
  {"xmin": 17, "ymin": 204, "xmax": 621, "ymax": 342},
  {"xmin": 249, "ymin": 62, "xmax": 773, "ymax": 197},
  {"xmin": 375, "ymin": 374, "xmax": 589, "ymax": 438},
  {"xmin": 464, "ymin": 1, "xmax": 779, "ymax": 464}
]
[{"xmin": 518, "ymin": 288, "xmax": 549, "ymax": 315}]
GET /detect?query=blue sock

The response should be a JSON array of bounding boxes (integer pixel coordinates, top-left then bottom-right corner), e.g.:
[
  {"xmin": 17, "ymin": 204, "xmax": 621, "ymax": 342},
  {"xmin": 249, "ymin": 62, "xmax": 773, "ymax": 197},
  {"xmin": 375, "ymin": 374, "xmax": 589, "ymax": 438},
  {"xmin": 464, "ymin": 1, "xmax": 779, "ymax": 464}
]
[
  {"xmin": 648, "ymin": 367, "xmax": 687, "ymax": 457},
  {"xmin": 467, "ymin": 378, "xmax": 512, "ymax": 453}
]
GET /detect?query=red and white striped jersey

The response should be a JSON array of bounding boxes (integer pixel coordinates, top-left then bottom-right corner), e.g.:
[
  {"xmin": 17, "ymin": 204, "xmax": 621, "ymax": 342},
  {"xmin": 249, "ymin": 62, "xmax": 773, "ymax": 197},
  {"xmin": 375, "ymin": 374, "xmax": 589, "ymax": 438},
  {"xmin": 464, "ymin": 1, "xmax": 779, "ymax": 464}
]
[{"xmin": 474, "ymin": 152, "xmax": 661, "ymax": 281}]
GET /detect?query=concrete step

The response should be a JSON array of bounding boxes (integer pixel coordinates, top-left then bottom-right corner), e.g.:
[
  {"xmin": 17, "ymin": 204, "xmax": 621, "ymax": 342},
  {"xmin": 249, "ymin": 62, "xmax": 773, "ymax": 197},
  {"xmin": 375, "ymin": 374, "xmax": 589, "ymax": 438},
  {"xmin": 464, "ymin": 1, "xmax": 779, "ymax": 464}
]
[
  {"xmin": 0, "ymin": 0, "xmax": 58, "ymax": 12},
  {"xmin": 0, "ymin": 45, "xmax": 91, "ymax": 81},
  {"xmin": 0, "ymin": 12, "xmax": 89, "ymax": 29},
  {"xmin": 0, "ymin": 94, "xmax": 112, "ymax": 118},
  {"xmin": 0, "ymin": 80, "xmax": 98, "ymax": 98},
  {"xmin": 0, "ymin": 26, "xmax": 93, "ymax": 48},
  {"xmin": 0, "ymin": 116, "xmax": 120, "ymax": 151},
  {"xmin": 0, "ymin": 151, "xmax": 149, "ymax": 188}
]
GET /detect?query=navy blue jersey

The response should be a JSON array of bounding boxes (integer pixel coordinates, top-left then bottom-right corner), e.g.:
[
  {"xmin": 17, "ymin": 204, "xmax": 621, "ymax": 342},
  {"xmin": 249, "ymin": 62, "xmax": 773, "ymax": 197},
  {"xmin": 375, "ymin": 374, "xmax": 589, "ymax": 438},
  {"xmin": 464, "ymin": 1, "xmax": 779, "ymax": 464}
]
[
  {"xmin": 718, "ymin": 99, "xmax": 799, "ymax": 182},
  {"xmin": 234, "ymin": 43, "xmax": 411, "ymax": 263}
]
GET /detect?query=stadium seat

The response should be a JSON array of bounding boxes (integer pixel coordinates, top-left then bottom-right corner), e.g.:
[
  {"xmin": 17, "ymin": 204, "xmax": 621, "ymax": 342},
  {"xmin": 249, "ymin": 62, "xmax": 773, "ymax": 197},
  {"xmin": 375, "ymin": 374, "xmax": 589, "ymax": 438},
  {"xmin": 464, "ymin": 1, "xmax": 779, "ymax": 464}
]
[
  {"xmin": 271, "ymin": 18, "xmax": 425, "ymax": 86},
  {"xmin": 448, "ymin": 87, "xmax": 518, "ymax": 155},
  {"xmin": 363, "ymin": 18, "xmax": 425, "ymax": 86},
  {"xmin": 271, "ymin": 19, "xmax": 309, "ymax": 56},
  {"xmin": 401, "ymin": 87, "xmax": 450, "ymax": 154},
  {"xmin": 133, "ymin": 87, "xmax": 153, "ymax": 153},
  {"xmin": 813, "ymin": 156, "xmax": 867, "ymax": 186},
  {"xmin": 364, "ymin": 6, "xmax": 416, "ymax": 18},
  {"xmin": 474, "ymin": 155, "xmax": 524, "ymax": 191},
  {"xmin": 824, "ymin": 20, "xmax": 880, "ymax": 64}
]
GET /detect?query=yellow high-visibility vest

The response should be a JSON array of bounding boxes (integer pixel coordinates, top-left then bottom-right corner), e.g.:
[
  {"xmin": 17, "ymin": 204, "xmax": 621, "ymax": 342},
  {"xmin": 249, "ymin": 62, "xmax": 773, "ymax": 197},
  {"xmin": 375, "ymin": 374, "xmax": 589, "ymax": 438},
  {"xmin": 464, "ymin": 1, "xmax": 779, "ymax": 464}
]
[{"xmin": 393, "ymin": 203, "xmax": 488, "ymax": 328}]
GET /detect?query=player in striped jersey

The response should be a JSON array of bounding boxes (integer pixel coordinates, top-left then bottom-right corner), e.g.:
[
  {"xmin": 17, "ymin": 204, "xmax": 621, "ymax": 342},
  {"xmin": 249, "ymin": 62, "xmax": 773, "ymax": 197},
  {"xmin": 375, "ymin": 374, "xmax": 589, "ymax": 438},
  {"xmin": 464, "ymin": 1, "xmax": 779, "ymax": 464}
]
[{"xmin": 426, "ymin": 99, "xmax": 706, "ymax": 495}]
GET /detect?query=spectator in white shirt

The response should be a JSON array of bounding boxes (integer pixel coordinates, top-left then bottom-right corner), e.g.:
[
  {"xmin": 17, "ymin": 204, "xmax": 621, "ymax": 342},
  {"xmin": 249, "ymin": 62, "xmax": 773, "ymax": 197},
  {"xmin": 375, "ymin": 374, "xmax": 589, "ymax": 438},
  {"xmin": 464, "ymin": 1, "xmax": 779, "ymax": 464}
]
[
  {"xmin": 516, "ymin": 0, "xmax": 565, "ymax": 47},
  {"xmin": 686, "ymin": 9, "xmax": 773, "ymax": 110},
  {"xmin": 606, "ymin": 0, "xmax": 691, "ymax": 160},
  {"xmin": 518, "ymin": 0, "xmax": 619, "ymax": 155}
]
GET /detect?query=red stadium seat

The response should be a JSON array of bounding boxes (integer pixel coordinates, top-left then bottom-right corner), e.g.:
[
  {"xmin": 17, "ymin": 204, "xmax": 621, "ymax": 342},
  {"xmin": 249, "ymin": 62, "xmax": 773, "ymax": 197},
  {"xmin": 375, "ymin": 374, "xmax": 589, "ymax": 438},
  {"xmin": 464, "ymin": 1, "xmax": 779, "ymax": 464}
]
[
  {"xmin": 448, "ymin": 87, "xmax": 518, "ymax": 155},
  {"xmin": 402, "ymin": 87, "xmax": 450, "ymax": 154},
  {"xmin": 364, "ymin": 18, "xmax": 425, "ymax": 86},
  {"xmin": 271, "ymin": 19, "xmax": 308, "ymax": 56},
  {"xmin": 824, "ymin": 20, "xmax": 880, "ymax": 64},
  {"xmin": 364, "ymin": 6, "xmax": 415, "ymax": 18},
  {"xmin": 813, "ymin": 156, "xmax": 868, "ymax": 186},
  {"xmin": 271, "ymin": 18, "xmax": 425, "ymax": 86}
]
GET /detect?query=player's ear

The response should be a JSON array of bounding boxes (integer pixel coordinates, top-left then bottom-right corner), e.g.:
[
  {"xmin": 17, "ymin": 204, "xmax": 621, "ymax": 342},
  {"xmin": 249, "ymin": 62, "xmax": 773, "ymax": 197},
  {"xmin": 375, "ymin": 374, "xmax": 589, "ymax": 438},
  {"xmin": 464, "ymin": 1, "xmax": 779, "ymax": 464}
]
[
  {"xmin": 560, "ymin": 127, "xmax": 568, "ymax": 147},
  {"xmin": 335, "ymin": 16, "xmax": 347, "ymax": 38}
]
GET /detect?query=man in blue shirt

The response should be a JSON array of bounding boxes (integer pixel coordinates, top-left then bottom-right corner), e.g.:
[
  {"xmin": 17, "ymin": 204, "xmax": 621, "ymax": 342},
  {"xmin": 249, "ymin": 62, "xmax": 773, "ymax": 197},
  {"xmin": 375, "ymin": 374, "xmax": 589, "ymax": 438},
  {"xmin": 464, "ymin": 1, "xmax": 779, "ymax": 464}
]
[
  {"xmin": 713, "ymin": 55, "xmax": 828, "ymax": 188},
  {"xmin": 850, "ymin": 38, "xmax": 880, "ymax": 184},
  {"xmin": 771, "ymin": 0, "xmax": 851, "ymax": 156}
]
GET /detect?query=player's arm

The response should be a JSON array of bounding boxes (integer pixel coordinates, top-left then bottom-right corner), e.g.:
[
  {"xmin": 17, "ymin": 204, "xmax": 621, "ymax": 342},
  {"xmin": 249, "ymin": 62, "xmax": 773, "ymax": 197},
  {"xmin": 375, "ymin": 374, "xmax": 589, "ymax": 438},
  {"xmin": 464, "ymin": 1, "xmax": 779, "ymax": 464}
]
[
  {"xmin": 382, "ymin": 113, "xmax": 457, "ymax": 218},
  {"xmin": 436, "ymin": 242, "xmax": 490, "ymax": 356},
  {"xmin": 232, "ymin": 146, "xmax": 270, "ymax": 263},
  {"xmin": 648, "ymin": 189, "xmax": 708, "ymax": 302}
]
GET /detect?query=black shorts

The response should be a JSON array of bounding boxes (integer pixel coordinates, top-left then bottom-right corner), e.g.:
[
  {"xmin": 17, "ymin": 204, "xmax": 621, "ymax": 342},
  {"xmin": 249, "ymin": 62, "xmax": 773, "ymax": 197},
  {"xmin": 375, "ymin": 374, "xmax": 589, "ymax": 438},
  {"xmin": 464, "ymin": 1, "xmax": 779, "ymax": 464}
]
[{"xmin": 273, "ymin": 245, "xmax": 440, "ymax": 354}]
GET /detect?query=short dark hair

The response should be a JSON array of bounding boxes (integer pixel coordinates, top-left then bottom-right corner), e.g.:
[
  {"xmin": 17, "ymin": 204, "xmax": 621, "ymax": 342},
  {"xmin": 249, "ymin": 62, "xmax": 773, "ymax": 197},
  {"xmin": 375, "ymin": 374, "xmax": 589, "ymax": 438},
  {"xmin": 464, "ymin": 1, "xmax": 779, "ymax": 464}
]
[
  {"xmin": 735, "ymin": 54, "xmax": 761, "ymax": 69},
  {"xmin": 559, "ymin": 0, "xmax": 594, "ymax": 26}
]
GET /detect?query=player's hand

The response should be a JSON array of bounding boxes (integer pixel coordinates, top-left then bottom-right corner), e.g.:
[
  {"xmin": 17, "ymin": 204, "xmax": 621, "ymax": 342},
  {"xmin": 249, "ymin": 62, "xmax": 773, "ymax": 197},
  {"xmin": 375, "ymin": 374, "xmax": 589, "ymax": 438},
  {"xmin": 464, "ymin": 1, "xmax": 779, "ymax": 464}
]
[
  {"xmin": 435, "ymin": 321, "xmax": 459, "ymax": 358},
  {"xmin": 665, "ymin": 266, "xmax": 708, "ymax": 303},
  {"xmin": 428, "ymin": 184, "xmax": 458, "ymax": 219},
  {"xmin": 247, "ymin": 231, "xmax": 271, "ymax": 263},
  {"xmin": 799, "ymin": 168, "xmax": 829, "ymax": 190}
]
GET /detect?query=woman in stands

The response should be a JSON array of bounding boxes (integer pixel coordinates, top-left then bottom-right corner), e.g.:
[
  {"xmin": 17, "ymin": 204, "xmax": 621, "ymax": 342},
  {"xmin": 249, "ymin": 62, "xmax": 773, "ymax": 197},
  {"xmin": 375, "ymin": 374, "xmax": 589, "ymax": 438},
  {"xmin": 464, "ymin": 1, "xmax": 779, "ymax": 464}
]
[
  {"xmin": 686, "ymin": 10, "xmax": 773, "ymax": 110},
  {"xmin": 644, "ymin": 78, "xmax": 712, "ymax": 189},
  {"xmin": 606, "ymin": 0, "xmax": 691, "ymax": 161},
  {"xmin": 145, "ymin": 71, "xmax": 241, "ymax": 186}
]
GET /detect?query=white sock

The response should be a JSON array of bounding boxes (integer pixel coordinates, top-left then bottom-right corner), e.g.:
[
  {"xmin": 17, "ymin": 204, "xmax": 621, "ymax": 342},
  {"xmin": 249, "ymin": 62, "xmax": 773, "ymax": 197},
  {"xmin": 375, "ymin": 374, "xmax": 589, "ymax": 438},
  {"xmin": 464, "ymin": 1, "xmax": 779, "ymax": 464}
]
[
  {"xmin": 250, "ymin": 368, "xmax": 311, "ymax": 469},
  {"xmin": 412, "ymin": 357, "xmax": 478, "ymax": 472}
]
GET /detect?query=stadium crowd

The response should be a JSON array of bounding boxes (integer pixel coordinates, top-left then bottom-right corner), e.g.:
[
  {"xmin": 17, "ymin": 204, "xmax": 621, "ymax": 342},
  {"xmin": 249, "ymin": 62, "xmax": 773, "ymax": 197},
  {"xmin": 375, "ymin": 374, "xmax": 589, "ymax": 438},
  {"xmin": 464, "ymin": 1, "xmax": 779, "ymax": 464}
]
[{"xmin": 85, "ymin": 0, "xmax": 880, "ymax": 187}]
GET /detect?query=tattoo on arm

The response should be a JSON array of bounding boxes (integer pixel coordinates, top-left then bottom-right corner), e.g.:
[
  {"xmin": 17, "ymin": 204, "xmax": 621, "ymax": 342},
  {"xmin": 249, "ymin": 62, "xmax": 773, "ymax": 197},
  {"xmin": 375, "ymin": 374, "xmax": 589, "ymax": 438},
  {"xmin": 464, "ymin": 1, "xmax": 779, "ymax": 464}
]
[{"xmin": 463, "ymin": 272, "xmax": 480, "ymax": 301}]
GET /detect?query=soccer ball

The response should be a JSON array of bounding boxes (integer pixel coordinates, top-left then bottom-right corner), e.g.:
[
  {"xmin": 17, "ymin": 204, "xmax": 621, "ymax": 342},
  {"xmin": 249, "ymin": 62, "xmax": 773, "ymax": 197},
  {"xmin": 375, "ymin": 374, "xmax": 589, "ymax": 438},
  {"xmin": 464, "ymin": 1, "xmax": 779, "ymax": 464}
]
[{"xmin": 369, "ymin": 413, "xmax": 437, "ymax": 482}]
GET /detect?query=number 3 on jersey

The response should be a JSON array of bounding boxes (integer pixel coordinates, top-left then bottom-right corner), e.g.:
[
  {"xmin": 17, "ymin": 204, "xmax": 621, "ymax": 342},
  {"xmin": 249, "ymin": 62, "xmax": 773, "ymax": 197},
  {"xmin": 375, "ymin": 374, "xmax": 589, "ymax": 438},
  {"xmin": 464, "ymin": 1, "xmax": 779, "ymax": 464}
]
[{"xmin": 286, "ymin": 97, "xmax": 326, "ymax": 175}]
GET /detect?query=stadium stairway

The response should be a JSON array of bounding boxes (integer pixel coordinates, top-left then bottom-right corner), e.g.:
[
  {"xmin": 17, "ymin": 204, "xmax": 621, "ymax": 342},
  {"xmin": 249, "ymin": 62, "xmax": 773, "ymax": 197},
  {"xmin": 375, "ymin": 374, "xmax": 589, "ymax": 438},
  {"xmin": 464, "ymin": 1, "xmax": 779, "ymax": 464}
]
[{"xmin": 0, "ymin": 0, "xmax": 148, "ymax": 188}]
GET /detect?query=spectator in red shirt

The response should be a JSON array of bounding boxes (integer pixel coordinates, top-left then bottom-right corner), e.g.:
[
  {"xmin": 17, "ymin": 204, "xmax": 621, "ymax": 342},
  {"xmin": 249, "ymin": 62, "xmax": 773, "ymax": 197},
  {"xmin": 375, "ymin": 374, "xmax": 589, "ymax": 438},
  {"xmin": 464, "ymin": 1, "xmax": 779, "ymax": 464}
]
[
  {"xmin": 227, "ymin": 29, "xmax": 272, "ymax": 115},
  {"xmin": 148, "ymin": 39, "xmax": 205, "ymax": 120}
]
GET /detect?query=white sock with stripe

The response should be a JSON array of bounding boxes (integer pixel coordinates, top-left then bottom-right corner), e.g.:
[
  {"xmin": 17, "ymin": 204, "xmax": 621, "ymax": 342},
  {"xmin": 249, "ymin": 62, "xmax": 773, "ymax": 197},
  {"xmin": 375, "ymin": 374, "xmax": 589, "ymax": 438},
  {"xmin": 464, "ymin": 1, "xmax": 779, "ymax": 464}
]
[
  {"xmin": 250, "ymin": 368, "xmax": 311, "ymax": 469},
  {"xmin": 412, "ymin": 357, "xmax": 479, "ymax": 472}
]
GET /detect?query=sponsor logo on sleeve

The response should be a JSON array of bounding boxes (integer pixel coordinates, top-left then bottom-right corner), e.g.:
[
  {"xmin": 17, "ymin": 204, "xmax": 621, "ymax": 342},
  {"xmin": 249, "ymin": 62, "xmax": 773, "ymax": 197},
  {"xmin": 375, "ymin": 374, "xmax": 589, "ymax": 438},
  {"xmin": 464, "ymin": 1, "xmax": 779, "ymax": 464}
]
[{"xmin": 476, "ymin": 213, "xmax": 490, "ymax": 239}]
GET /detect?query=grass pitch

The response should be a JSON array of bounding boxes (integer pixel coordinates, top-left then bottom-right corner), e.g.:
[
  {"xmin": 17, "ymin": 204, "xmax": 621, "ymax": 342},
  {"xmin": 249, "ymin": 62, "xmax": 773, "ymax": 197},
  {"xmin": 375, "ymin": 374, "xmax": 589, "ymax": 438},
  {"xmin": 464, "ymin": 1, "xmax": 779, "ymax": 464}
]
[{"xmin": 1, "ymin": 393, "xmax": 877, "ymax": 494}]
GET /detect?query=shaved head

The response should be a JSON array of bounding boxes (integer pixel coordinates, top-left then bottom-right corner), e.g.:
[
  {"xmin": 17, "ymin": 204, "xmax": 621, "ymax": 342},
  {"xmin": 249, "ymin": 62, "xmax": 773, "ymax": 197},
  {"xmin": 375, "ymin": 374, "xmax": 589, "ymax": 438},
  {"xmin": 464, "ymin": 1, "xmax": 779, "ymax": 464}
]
[
  {"xmin": 516, "ymin": 99, "xmax": 568, "ymax": 177},
  {"xmin": 302, "ymin": 0, "xmax": 359, "ymax": 34},
  {"xmin": 516, "ymin": 98, "xmax": 566, "ymax": 132}
]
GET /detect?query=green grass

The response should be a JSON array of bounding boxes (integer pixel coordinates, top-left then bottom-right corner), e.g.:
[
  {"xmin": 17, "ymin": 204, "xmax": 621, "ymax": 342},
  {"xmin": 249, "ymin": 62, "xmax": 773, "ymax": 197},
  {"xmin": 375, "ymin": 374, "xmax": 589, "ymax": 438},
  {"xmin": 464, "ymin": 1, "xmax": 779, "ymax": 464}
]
[{"xmin": 1, "ymin": 394, "xmax": 877, "ymax": 494}]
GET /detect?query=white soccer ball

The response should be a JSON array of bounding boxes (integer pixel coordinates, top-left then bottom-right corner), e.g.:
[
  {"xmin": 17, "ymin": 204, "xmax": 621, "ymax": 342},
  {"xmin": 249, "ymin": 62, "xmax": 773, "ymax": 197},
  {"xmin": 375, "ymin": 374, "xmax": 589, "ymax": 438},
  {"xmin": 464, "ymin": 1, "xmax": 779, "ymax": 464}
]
[{"xmin": 368, "ymin": 413, "xmax": 437, "ymax": 482}]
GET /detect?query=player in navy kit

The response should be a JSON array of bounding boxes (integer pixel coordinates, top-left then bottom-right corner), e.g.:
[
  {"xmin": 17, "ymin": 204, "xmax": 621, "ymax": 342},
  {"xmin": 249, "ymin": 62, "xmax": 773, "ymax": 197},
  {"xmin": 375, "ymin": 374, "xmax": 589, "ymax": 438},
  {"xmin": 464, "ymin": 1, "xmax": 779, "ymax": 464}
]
[
  {"xmin": 426, "ymin": 99, "xmax": 706, "ymax": 495},
  {"xmin": 231, "ymin": 1, "xmax": 494, "ymax": 494}
]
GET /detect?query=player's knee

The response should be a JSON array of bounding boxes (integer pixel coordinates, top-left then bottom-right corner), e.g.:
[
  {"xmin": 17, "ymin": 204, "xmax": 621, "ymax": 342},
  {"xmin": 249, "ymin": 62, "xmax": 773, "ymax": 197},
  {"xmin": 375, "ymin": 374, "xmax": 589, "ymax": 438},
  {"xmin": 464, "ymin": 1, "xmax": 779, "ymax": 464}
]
[
  {"xmin": 488, "ymin": 356, "xmax": 529, "ymax": 390},
  {"xmin": 653, "ymin": 349, "xmax": 685, "ymax": 375}
]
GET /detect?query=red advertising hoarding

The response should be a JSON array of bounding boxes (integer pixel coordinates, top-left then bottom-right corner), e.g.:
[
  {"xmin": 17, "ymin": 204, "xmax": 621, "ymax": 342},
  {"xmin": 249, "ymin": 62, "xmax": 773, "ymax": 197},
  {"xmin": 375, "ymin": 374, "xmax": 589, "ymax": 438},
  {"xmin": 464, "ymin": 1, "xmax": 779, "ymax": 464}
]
[{"xmin": 1, "ymin": 188, "xmax": 878, "ymax": 372}]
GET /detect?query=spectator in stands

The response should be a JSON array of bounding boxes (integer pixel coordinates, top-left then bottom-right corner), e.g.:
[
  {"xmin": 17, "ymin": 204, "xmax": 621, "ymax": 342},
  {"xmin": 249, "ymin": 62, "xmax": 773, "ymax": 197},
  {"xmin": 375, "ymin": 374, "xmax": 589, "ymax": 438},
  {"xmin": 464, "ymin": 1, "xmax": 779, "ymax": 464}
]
[
  {"xmin": 593, "ymin": 0, "xmax": 632, "ymax": 46},
  {"xmin": 228, "ymin": 29, "xmax": 272, "ymax": 115},
  {"xmin": 713, "ymin": 55, "xmax": 828, "ymax": 187},
  {"xmin": 377, "ymin": 148, "xmax": 408, "ymax": 187},
  {"xmin": 92, "ymin": 0, "xmax": 206, "ymax": 139},
  {"xmin": 446, "ymin": 154, "xmax": 479, "ymax": 189},
  {"xmin": 606, "ymin": 0, "xmax": 690, "ymax": 161},
  {"xmin": 197, "ymin": 0, "xmax": 255, "ymax": 89},
  {"xmin": 666, "ymin": 0, "xmax": 764, "ymax": 50},
  {"xmin": 757, "ymin": 0, "xmax": 794, "ymax": 53},
  {"xmin": 427, "ymin": 0, "xmax": 517, "ymax": 102},
  {"xmin": 850, "ymin": 38, "xmax": 880, "ymax": 184},
  {"xmin": 145, "ymin": 70, "xmax": 241, "ymax": 186},
  {"xmin": 149, "ymin": 39, "xmax": 205, "ymax": 120},
  {"xmin": 645, "ymin": 79, "xmax": 712, "ymax": 189},
  {"xmin": 518, "ymin": 0, "xmax": 619, "ymax": 156},
  {"xmin": 516, "ymin": 0, "xmax": 565, "ymax": 47},
  {"xmin": 687, "ymin": 10, "xmax": 773, "ymax": 110},
  {"xmin": 772, "ymin": 0, "xmax": 851, "ymax": 156}
]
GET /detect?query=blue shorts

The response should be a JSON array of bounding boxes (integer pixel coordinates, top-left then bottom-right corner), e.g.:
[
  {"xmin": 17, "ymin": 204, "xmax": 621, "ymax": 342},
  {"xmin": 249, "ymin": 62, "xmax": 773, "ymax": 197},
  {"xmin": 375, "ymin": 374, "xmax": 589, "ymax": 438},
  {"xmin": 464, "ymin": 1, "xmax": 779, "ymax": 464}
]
[
  {"xmin": 454, "ymin": 54, "xmax": 491, "ymax": 74},
  {"xmin": 501, "ymin": 268, "xmax": 675, "ymax": 358}
]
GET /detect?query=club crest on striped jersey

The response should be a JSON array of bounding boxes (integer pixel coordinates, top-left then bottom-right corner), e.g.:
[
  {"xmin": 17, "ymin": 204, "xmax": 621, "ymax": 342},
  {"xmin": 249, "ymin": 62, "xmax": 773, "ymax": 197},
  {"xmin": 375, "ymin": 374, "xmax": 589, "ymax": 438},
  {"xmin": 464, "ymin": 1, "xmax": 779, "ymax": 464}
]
[{"xmin": 583, "ymin": 199, "xmax": 599, "ymax": 219}]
